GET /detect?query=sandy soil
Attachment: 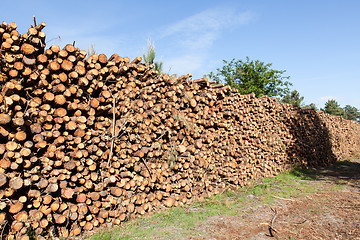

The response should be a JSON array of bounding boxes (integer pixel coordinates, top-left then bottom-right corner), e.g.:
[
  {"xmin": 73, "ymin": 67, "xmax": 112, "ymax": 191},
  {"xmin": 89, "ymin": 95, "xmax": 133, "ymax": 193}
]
[{"xmin": 191, "ymin": 159, "xmax": 360, "ymax": 240}]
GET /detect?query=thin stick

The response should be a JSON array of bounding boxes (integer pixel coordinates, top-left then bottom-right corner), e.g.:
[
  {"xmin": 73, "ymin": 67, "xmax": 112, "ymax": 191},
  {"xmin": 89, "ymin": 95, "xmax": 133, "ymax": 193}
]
[
  {"xmin": 46, "ymin": 36, "xmax": 61, "ymax": 44},
  {"xmin": 33, "ymin": 16, "xmax": 37, "ymax": 28},
  {"xmin": 1, "ymin": 220, "xmax": 8, "ymax": 240},
  {"xmin": 269, "ymin": 207, "xmax": 278, "ymax": 237},
  {"xmin": 273, "ymin": 195, "xmax": 296, "ymax": 201},
  {"xmin": 294, "ymin": 219, "xmax": 307, "ymax": 225},
  {"xmin": 141, "ymin": 158, "xmax": 153, "ymax": 179},
  {"xmin": 107, "ymin": 94, "xmax": 116, "ymax": 167},
  {"xmin": 155, "ymin": 130, "xmax": 168, "ymax": 140}
]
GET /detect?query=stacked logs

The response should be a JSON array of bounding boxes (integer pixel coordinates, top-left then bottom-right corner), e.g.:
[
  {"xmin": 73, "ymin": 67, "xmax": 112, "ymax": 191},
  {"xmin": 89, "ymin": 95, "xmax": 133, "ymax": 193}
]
[{"xmin": 1, "ymin": 21, "xmax": 360, "ymax": 239}]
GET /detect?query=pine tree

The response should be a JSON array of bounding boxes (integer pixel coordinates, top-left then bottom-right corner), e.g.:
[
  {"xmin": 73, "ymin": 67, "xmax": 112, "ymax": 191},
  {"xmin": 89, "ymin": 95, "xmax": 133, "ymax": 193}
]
[
  {"xmin": 87, "ymin": 44, "xmax": 96, "ymax": 56},
  {"xmin": 322, "ymin": 99, "xmax": 344, "ymax": 116},
  {"xmin": 343, "ymin": 105, "xmax": 360, "ymax": 122},
  {"xmin": 143, "ymin": 39, "xmax": 163, "ymax": 75},
  {"xmin": 281, "ymin": 90, "xmax": 304, "ymax": 107}
]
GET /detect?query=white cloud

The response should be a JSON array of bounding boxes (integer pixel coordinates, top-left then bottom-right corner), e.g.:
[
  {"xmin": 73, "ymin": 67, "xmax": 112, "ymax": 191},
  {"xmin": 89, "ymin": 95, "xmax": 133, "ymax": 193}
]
[
  {"xmin": 157, "ymin": 7, "xmax": 255, "ymax": 77},
  {"xmin": 164, "ymin": 54, "xmax": 206, "ymax": 76},
  {"xmin": 159, "ymin": 7, "xmax": 254, "ymax": 49}
]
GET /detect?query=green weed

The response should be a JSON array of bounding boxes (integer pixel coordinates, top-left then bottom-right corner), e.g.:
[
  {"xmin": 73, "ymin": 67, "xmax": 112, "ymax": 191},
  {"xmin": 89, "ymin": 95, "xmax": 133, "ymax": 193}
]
[{"xmin": 90, "ymin": 163, "xmax": 347, "ymax": 240}]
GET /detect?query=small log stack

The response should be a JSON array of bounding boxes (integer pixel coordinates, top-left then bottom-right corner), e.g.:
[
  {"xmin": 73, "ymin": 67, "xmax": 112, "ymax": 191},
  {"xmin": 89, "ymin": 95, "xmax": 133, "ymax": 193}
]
[{"xmin": 1, "ymin": 21, "xmax": 360, "ymax": 239}]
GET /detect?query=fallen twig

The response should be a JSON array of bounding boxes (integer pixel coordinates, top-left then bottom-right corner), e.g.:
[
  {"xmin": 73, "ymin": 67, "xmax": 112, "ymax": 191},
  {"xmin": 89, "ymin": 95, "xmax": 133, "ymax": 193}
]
[
  {"xmin": 273, "ymin": 196, "xmax": 296, "ymax": 202},
  {"xmin": 1, "ymin": 220, "xmax": 8, "ymax": 240},
  {"xmin": 268, "ymin": 207, "xmax": 278, "ymax": 237},
  {"xmin": 107, "ymin": 93, "xmax": 117, "ymax": 167},
  {"xmin": 294, "ymin": 219, "xmax": 307, "ymax": 225}
]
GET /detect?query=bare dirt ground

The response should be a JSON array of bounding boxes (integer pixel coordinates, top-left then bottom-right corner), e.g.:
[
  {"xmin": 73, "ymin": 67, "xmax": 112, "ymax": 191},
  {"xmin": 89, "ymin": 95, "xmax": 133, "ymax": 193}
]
[{"xmin": 191, "ymin": 159, "xmax": 360, "ymax": 240}]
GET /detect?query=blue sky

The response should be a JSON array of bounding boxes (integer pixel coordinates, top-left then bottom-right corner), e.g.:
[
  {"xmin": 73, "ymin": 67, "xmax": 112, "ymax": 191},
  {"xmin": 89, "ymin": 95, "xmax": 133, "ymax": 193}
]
[{"xmin": 2, "ymin": 0, "xmax": 360, "ymax": 108}]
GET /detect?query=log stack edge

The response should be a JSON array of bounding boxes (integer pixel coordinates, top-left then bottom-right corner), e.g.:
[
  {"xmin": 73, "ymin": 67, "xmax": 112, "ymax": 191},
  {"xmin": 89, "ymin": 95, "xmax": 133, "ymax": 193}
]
[{"xmin": 1, "ymin": 21, "xmax": 360, "ymax": 239}]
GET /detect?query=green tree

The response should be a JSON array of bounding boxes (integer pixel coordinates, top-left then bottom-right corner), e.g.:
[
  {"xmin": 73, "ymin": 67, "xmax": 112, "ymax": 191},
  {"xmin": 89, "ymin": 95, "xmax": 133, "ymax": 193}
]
[
  {"xmin": 281, "ymin": 90, "xmax": 304, "ymax": 107},
  {"xmin": 321, "ymin": 99, "xmax": 344, "ymax": 116},
  {"xmin": 304, "ymin": 103, "xmax": 318, "ymax": 110},
  {"xmin": 143, "ymin": 39, "xmax": 163, "ymax": 75},
  {"xmin": 343, "ymin": 105, "xmax": 360, "ymax": 122},
  {"xmin": 207, "ymin": 57, "xmax": 291, "ymax": 98}
]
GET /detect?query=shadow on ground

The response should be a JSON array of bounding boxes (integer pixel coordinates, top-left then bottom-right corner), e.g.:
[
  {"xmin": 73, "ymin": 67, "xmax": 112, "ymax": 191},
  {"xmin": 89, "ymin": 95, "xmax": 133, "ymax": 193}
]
[
  {"xmin": 292, "ymin": 159, "xmax": 360, "ymax": 188},
  {"xmin": 193, "ymin": 159, "xmax": 360, "ymax": 240}
]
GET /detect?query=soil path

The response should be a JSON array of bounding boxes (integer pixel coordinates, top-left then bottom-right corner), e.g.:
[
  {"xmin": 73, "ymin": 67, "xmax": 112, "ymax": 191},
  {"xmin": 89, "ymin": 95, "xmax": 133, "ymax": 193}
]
[{"xmin": 192, "ymin": 159, "xmax": 360, "ymax": 240}]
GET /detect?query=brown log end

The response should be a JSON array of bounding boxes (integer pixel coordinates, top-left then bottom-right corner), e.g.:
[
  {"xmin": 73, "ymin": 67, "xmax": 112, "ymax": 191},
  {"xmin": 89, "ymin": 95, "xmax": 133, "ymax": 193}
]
[
  {"xmin": 0, "ymin": 173, "xmax": 7, "ymax": 187},
  {"xmin": 61, "ymin": 188, "xmax": 75, "ymax": 199},
  {"xmin": 21, "ymin": 43, "xmax": 35, "ymax": 55},
  {"xmin": 0, "ymin": 113, "xmax": 11, "ymax": 125},
  {"xmin": 9, "ymin": 201, "xmax": 23, "ymax": 214},
  {"xmin": 9, "ymin": 176, "xmax": 24, "ymax": 190}
]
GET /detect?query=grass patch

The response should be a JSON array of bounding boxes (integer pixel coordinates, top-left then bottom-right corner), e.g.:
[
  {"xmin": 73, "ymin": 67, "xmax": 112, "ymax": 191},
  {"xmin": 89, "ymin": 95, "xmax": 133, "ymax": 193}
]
[
  {"xmin": 89, "ymin": 163, "xmax": 348, "ymax": 240},
  {"xmin": 91, "ymin": 205, "xmax": 216, "ymax": 239}
]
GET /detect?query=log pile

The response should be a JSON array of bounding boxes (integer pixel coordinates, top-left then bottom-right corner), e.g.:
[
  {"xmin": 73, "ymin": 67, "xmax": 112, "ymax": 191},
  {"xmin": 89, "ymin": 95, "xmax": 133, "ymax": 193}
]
[{"xmin": 1, "ymin": 21, "xmax": 360, "ymax": 239}]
